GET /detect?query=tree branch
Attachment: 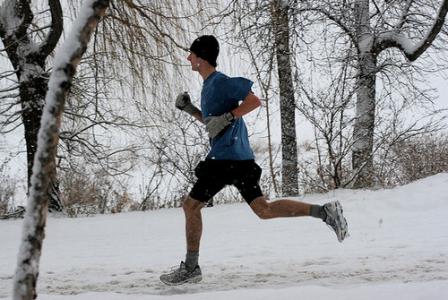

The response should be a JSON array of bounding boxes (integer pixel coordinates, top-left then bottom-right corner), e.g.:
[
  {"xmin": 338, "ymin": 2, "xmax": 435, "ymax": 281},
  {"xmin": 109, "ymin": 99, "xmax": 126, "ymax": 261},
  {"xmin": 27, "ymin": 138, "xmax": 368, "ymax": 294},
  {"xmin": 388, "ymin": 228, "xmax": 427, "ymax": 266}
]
[
  {"xmin": 375, "ymin": 0, "xmax": 448, "ymax": 61},
  {"xmin": 39, "ymin": 0, "xmax": 63, "ymax": 57},
  {"xmin": 121, "ymin": 0, "xmax": 190, "ymax": 51},
  {"xmin": 303, "ymin": 6, "xmax": 356, "ymax": 43}
]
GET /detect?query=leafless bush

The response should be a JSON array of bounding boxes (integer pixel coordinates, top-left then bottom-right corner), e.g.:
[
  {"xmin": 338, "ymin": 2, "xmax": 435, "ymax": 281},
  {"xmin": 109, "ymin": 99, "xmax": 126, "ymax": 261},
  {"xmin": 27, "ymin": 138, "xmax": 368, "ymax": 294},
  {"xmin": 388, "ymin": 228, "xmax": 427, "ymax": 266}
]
[
  {"xmin": 59, "ymin": 168, "xmax": 138, "ymax": 217},
  {"xmin": 110, "ymin": 191, "xmax": 140, "ymax": 213},
  {"xmin": 380, "ymin": 132, "xmax": 448, "ymax": 186},
  {"xmin": 297, "ymin": 130, "xmax": 448, "ymax": 192}
]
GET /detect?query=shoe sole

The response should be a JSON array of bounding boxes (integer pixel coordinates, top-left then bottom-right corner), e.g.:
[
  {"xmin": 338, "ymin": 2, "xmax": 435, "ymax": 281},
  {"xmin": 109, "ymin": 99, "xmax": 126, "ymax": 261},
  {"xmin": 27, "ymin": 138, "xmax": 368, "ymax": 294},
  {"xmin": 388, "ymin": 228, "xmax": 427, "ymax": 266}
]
[
  {"xmin": 160, "ymin": 275, "xmax": 202, "ymax": 286},
  {"xmin": 326, "ymin": 201, "xmax": 348, "ymax": 242}
]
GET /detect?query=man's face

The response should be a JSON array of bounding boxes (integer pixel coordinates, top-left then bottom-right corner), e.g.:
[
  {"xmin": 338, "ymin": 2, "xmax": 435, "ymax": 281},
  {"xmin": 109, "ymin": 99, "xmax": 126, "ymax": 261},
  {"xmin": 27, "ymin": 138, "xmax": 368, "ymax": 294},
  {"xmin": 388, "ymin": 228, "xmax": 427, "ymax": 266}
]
[{"xmin": 187, "ymin": 51, "xmax": 201, "ymax": 71}]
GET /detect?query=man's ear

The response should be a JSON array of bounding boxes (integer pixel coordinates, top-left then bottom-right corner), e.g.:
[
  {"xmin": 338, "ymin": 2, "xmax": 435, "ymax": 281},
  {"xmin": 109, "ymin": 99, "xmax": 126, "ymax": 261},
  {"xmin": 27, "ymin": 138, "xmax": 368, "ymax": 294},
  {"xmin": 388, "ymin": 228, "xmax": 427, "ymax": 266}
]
[{"xmin": 198, "ymin": 57, "xmax": 209, "ymax": 67}]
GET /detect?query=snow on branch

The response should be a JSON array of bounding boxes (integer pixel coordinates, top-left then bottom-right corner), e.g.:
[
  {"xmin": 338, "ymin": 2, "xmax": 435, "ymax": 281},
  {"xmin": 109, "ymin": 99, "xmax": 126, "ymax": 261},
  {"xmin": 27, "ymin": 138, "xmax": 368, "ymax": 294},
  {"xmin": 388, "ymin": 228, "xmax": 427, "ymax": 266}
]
[
  {"xmin": 12, "ymin": 1, "xmax": 110, "ymax": 299},
  {"xmin": 375, "ymin": 0, "xmax": 448, "ymax": 61}
]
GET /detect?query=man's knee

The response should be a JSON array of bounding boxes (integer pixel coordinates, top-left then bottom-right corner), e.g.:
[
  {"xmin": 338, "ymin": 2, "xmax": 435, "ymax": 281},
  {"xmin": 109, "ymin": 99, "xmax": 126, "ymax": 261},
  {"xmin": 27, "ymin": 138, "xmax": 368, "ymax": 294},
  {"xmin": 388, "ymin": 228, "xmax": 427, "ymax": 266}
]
[
  {"xmin": 182, "ymin": 196, "xmax": 204, "ymax": 213},
  {"xmin": 250, "ymin": 197, "xmax": 273, "ymax": 220}
]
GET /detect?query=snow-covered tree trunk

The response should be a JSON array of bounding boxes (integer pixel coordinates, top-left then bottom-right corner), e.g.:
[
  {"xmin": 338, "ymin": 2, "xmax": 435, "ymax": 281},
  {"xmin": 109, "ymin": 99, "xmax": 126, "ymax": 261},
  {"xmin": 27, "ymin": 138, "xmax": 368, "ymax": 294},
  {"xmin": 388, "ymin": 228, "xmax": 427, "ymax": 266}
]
[
  {"xmin": 351, "ymin": 0, "xmax": 377, "ymax": 188},
  {"xmin": 271, "ymin": 0, "xmax": 299, "ymax": 196},
  {"xmin": 12, "ymin": 1, "xmax": 110, "ymax": 299},
  {"xmin": 0, "ymin": 0, "xmax": 64, "ymax": 211}
]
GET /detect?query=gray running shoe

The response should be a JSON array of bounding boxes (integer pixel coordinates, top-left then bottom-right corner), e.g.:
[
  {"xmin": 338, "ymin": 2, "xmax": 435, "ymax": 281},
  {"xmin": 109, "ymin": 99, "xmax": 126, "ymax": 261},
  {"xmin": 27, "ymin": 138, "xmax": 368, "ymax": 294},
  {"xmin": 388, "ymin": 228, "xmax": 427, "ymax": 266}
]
[
  {"xmin": 160, "ymin": 261, "xmax": 202, "ymax": 286},
  {"xmin": 323, "ymin": 201, "xmax": 348, "ymax": 242}
]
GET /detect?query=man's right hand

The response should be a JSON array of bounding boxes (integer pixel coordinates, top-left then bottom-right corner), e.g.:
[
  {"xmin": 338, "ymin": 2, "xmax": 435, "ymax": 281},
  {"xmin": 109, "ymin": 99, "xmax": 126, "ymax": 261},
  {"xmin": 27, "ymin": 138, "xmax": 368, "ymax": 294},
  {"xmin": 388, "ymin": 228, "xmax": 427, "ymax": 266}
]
[
  {"xmin": 175, "ymin": 92, "xmax": 191, "ymax": 110},
  {"xmin": 175, "ymin": 92, "xmax": 201, "ymax": 117}
]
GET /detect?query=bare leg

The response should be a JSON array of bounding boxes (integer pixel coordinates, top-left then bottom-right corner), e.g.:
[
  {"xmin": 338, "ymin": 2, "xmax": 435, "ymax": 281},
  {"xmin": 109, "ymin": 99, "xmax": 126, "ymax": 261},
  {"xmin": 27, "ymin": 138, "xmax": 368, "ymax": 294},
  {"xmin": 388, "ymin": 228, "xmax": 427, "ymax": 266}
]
[
  {"xmin": 249, "ymin": 196, "xmax": 312, "ymax": 219},
  {"xmin": 183, "ymin": 196, "xmax": 205, "ymax": 251},
  {"xmin": 160, "ymin": 196, "xmax": 204, "ymax": 283}
]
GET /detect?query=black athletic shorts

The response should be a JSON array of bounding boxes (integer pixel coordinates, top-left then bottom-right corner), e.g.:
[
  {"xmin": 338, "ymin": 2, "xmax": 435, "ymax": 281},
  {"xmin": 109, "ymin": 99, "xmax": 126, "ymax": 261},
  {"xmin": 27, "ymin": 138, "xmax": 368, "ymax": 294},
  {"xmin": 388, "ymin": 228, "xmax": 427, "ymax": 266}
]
[{"xmin": 189, "ymin": 159, "xmax": 263, "ymax": 204}]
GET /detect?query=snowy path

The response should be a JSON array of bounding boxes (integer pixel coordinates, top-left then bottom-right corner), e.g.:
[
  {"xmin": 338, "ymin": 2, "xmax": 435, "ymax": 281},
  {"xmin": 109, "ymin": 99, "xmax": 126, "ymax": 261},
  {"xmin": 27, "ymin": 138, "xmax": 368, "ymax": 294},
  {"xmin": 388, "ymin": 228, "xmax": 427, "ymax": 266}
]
[{"xmin": 1, "ymin": 174, "xmax": 448, "ymax": 299}]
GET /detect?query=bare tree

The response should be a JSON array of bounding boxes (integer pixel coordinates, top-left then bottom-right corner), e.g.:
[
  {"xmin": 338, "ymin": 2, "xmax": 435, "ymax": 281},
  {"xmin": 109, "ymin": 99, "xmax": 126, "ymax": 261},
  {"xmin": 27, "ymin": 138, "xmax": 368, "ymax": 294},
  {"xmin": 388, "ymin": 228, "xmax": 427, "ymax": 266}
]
[
  {"xmin": 55, "ymin": 0, "xmax": 205, "ymax": 203},
  {"xmin": 12, "ymin": 1, "xmax": 110, "ymax": 298},
  {"xmin": 298, "ymin": 0, "xmax": 448, "ymax": 188},
  {"xmin": 228, "ymin": 0, "xmax": 301, "ymax": 196},
  {"xmin": 297, "ymin": 52, "xmax": 357, "ymax": 191},
  {"xmin": 229, "ymin": 1, "xmax": 280, "ymax": 196},
  {"xmin": 0, "ymin": 0, "xmax": 63, "ymax": 211},
  {"xmin": 1, "ymin": 0, "xmax": 212, "ymax": 211}
]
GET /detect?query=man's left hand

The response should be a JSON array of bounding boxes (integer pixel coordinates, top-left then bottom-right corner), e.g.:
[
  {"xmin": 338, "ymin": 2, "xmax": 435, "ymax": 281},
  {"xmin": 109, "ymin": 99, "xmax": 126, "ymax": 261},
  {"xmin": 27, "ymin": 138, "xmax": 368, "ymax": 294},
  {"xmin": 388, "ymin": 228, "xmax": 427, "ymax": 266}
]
[{"xmin": 205, "ymin": 112, "xmax": 235, "ymax": 138}]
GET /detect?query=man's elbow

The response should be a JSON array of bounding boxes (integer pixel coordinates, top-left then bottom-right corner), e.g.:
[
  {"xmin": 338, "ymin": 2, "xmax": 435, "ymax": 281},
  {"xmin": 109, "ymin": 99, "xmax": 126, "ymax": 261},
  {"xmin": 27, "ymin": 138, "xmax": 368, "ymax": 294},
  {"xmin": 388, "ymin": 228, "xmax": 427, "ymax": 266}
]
[{"xmin": 250, "ymin": 94, "xmax": 262, "ymax": 108}]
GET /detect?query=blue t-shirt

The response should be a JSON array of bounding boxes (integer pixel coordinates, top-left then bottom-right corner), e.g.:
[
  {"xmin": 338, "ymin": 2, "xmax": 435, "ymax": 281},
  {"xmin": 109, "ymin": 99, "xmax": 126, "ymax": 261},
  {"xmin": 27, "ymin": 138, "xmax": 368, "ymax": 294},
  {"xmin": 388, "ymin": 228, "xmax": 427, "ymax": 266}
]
[{"xmin": 201, "ymin": 71, "xmax": 255, "ymax": 160}]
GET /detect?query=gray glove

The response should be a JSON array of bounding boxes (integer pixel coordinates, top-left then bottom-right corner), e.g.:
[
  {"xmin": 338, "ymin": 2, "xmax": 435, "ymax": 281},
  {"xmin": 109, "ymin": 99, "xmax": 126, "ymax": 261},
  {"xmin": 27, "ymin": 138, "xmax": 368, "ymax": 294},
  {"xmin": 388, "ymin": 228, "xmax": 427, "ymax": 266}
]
[
  {"xmin": 205, "ymin": 112, "xmax": 235, "ymax": 138},
  {"xmin": 175, "ymin": 92, "xmax": 200, "ymax": 116}
]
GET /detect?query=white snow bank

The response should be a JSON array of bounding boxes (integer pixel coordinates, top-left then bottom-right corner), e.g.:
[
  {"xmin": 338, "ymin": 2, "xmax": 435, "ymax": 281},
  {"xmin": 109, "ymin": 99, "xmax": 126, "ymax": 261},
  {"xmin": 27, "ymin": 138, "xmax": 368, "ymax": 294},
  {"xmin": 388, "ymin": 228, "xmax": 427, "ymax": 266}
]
[{"xmin": 1, "ymin": 173, "xmax": 447, "ymax": 299}]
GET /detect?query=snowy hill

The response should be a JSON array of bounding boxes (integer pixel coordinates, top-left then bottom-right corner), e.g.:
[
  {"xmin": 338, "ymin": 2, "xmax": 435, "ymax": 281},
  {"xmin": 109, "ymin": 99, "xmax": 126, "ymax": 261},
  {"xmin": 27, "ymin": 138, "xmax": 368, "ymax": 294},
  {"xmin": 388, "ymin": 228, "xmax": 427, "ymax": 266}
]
[{"xmin": 1, "ymin": 173, "xmax": 448, "ymax": 299}]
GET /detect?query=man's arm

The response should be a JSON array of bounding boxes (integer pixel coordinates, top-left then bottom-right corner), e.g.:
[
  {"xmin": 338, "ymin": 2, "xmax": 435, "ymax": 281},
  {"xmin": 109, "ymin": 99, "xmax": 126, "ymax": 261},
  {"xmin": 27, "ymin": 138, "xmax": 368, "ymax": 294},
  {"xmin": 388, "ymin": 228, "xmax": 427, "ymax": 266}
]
[
  {"xmin": 230, "ymin": 92, "xmax": 261, "ymax": 119},
  {"xmin": 204, "ymin": 92, "xmax": 261, "ymax": 138}
]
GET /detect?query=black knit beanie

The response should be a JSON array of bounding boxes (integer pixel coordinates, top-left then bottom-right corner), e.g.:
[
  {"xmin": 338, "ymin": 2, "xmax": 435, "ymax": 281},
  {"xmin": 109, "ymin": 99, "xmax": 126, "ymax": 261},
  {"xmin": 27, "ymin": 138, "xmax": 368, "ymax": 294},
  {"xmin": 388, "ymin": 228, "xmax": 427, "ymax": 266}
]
[{"xmin": 189, "ymin": 35, "xmax": 219, "ymax": 67}]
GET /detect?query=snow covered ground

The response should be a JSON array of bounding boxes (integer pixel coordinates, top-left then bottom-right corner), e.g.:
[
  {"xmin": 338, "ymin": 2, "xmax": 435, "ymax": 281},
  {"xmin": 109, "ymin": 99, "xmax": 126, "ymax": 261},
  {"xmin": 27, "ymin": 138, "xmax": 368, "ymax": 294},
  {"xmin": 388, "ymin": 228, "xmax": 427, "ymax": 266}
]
[{"xmin": 1, "ymin": 173, "xmax": 448, "ymax": 299}]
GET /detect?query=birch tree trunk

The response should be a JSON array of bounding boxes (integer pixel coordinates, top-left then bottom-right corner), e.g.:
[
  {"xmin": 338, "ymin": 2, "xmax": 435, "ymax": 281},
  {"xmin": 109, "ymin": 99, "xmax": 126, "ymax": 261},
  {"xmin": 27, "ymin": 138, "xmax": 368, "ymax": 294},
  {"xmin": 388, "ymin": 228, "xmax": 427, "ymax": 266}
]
[
  {"xmin": 351, "ymin": 0, "xmax": 377, "ymax": 188},
  {"xmin": 12, "ymin": 1, "xmax": 110, "ymax": 299},
  {"xmin": 271, "ymin": 0, "xmax": 299, "ymax": 196},
  {"xmin": 0, "ymin": 0, "xmax": 64, "ymax": 211}
]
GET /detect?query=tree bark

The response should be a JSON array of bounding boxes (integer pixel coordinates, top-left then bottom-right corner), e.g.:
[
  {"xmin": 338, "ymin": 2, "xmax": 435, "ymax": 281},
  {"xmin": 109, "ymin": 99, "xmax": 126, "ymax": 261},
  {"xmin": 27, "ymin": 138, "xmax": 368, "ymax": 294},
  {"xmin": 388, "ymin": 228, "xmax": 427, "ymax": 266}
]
[
  {"xmin": 352, "ymin": 51, "xmax": 377, "ymax": 188},
  {"xmin": 271, "ymin": 0, "xmax": 299, "ymax": 196},
  {"xmin": 12, "ymin": 1, "xmax": 110, "ymax": 299}
]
